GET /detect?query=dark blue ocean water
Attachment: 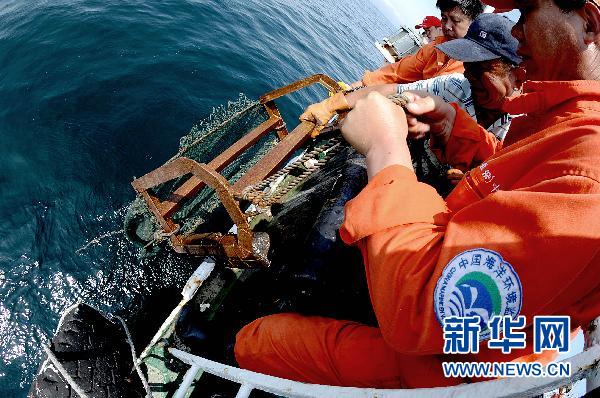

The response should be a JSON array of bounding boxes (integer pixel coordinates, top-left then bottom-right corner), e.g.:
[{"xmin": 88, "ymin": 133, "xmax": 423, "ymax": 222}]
[{"xmin": 0, "ymin": 0, "xmax": 393, "ymax": 395}]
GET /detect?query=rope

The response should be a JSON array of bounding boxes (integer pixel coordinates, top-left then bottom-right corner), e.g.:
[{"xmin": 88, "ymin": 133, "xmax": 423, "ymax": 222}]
[
  {"xmin": 75, "ymin": 229, "xmax": 124, "ymax": 254},
  {"xmin": 342, "ymin": 84, "xmax": 365, "ymax": 94},
  {"xmin": 238, "ymin": 137, "xmax": 343, "ymax": 212},
  {"xmin": 179, "ymin": 92, "xmax": 409, "ymax": 229},
  {"xmin": 388, "ymin": 92, "xmax": 411, "ymax": 108},
  {"xmin": 143, "ymin": 225, "xmax": 181, "ymax": 249},
  {"xmin": 42, "ymin": 345, "xmax": 90, "ymax": 398},
  {"xmin": 41, "ymin": 317, "xmax": 152, "ymax": 398},
  {"xmin": 115, "ymin": 316, "xmax": 152, "ymax": 398}
]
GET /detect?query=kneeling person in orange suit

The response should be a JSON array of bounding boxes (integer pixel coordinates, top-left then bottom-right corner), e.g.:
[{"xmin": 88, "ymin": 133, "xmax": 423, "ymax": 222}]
[{"xmin": 235, "ymin": 0, "xmax": 600, "ymax": 388}]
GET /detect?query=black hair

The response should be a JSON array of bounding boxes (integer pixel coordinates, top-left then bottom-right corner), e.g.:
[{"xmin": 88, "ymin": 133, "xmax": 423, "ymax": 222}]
[
  {"xmin": 553, "ymin": 0, "xmax": 586, "ymax": 12},
  {"xmin": 435, "ymin": 0, "xmax": 485, "ymax": 20}
]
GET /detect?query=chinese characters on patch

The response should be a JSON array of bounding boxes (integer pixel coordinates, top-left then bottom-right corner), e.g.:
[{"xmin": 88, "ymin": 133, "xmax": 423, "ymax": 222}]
[{"xmin": 443, "ymin": 315, "xmax": 570, "ymax": 355}]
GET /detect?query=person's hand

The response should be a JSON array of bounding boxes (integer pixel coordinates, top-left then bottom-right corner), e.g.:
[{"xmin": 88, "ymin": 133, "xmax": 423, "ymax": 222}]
[
  {"xmin": 340, "ymin": 92, "xmax": 413, "ymax": 178},
  {"xmin": 299, "ymin": 92, "xmax": 351, "ymax": 137},
  {"xmin": 401, "ymin": 91, "xmax": 456, "ymax": 144},
  {"xmin": 336, "ymin": 81, "xmax": 352, "ymax": 91},
  {"xmin": 340, "ymin": 91, "xmax": 407, "ymax": 154},
  {"xmin": 349, "ymin": 80, "xmax": 364, "ymax": 89},
  {"xmin": 299, "ymin": 102, "xmax": 335, "ymax": 127},
  {"xmin": 446, "ymin": 168, "xmax": 465, "ymax": 185}
]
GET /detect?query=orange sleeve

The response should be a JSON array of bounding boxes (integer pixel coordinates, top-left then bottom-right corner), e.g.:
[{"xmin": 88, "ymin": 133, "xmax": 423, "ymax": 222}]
[
  {"xmin": 340, "ymin": 166, "xmax": 600, "ymax": 356},
  {"xmin": 431, "ymin": 104, "xmax": 503, "ymax": 171},
  {"xmin": 362, "ymin": 45, "xmax": 430, "ymax": 85}
]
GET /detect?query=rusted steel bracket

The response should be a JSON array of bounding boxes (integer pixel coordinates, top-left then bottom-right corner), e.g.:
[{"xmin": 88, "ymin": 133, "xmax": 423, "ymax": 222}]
[
  {"xmin": 131, "ymin": 74, "xmax": 343, "ymax": 267},
  {"xmin": 158, "ymin": 116, "xmax": 284, "ymax": 219}
]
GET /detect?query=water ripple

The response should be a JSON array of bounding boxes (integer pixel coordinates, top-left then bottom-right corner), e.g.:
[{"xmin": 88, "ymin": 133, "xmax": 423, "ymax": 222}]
[{"xmin": 0, "ymin": 0, "xmax": 394, "ymax": 394}]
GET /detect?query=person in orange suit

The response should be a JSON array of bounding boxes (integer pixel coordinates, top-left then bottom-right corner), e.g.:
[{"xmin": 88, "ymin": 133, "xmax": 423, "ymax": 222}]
[
  {"xmin": 352, "ymin": 0, "xmax": 485, "ymax": 87},
  {"xmin": 234, "ymin": 0, "xmax": 600, "ymax": 388}
]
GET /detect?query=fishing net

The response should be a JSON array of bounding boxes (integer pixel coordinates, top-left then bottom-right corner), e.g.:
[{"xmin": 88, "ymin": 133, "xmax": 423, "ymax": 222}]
[{"xmin": 124, "ymin": 94, "xmax": 277, "ymax": 254}]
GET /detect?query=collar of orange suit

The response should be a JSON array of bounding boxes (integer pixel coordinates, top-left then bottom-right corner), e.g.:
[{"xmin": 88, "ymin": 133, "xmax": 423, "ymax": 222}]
[
  {"xmin": 484, "ymin": 0, "xmax": 515, "ymax": 9},
  {"xmin": 485, "ymin": 0, "xmax": 600, "ymax": 10},
  {"xmin": 502, "ymin": 80, "xmax": 600, "ymax": 115}
]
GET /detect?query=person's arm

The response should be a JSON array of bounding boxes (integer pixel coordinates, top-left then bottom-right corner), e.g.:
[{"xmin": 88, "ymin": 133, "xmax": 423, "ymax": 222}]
[
  {"xmin": 360, "ymin": 44, "xmax": 430, "ymax": 86},
  {"xmin": 344, "ymin": 84, "xmax": 398, "ymax": 108},
  {"xmin": 403, "ymin": 92, "xmax": 502, "ymax": 171},
  {"xmin": 339, "ymin": 91, "xmax": 412, "ymax": 178},
  {"xmin": 299, "ymin": 84, "xmax": 398, "ymax": 127},
  {"xmin": 339, "ymin": 169, "xmax": 600, "ymax": 355},
  {"xmin": 430, "ymin": 104, "xmax": 503, "ymax": 171},
  {"xmin": 399, "ymin": 73, "xmax": 476, "ymax": 119},
  {"xmin": 339, "ymin": 96, "xmax": 600, "ymax": 356}
]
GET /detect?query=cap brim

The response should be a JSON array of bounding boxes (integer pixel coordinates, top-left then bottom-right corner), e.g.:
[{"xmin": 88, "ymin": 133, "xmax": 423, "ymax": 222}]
[
  {"xmin": 483, "ymin": 0, "xmax": 516, "ymax": 10},
  {"xmin": 436, "ymin": 38, "xmax": 501, "ymax": 63},
  {"xmin": 415, "ymin": 24, "xmax": 423, "ymax": 29}
]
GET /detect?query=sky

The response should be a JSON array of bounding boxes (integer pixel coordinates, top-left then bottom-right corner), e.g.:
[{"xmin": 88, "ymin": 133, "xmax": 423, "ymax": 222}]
[
  {"xmin": 370, "ymin": 0, "xmax": 440, "ymax": 27},
  {"xmin": 370, "ymin": 0, "xmax": 519, "ymax": 28}
]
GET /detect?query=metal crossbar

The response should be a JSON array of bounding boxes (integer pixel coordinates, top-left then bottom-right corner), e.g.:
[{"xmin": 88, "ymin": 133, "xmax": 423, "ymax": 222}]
[{"xmin": 169, "ymin": 317, "xmax": 600, "ymax": 398}]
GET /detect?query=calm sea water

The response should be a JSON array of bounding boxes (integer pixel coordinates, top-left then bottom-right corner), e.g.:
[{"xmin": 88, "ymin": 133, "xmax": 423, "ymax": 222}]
[{"xmin": 0, "ymin": 0, "xmax": 393, "ymax": 395}]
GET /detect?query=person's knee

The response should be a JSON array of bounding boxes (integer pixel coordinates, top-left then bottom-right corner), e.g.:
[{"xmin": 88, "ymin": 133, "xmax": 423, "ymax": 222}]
[
  {"xmin": 233, "ymin": 317, "xmax": 262, "ymax": 366},
  {"xmin": 234, "ymin": 313, "xmax": 299, "ymax": 369}
]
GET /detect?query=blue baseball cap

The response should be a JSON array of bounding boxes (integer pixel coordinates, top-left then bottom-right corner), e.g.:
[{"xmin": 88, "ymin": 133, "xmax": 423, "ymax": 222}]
[{"xmin": 436, "ymin": 13, "xmax": 521, "ymax": 65}]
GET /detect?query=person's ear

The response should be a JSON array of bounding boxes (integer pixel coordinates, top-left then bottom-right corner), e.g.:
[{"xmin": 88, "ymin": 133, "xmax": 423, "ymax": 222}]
[
  {"xmin": 581, "ymin": 1, "xmax": 600, "ymax": 45},
  {"xmin": 512, "ymin": 66, "xmax": 526, "ymax": 90}
]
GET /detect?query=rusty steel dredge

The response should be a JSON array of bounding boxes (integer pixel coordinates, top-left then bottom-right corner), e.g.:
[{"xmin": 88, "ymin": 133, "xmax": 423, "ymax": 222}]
[{"xmin": 131, "ymin": 74, "xmax": 344, "ymax": 267}]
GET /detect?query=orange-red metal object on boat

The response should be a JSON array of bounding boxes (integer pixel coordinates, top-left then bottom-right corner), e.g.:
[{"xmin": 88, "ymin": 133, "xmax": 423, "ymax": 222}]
[{"xmin": 131, "ymin": 74, "xmax": 342, "ymax": 267}]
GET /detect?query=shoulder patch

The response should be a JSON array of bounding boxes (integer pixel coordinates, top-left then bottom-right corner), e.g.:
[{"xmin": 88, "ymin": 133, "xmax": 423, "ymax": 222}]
[{"xmin": 434, "ymin": 248, "xmax": 522, "ymax": 339}]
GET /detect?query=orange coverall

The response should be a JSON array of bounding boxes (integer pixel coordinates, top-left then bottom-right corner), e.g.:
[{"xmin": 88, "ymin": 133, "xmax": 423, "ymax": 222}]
[
  {"xmin": 234, "ymin": 80, "xmax": 600, "ymax": 388},
  {"xmin": 361, "ymin": 36, "xmax": 465, "ymax": 85}
]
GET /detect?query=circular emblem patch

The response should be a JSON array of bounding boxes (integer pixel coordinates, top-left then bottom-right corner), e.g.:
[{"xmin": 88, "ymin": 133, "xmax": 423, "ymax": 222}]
[{"xmin": 434, "ymin": 248, "xmax": 522, "ymax": 339}]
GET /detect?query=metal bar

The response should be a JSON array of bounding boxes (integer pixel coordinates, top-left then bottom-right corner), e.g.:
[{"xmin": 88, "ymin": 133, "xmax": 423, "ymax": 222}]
[
  {"xmin": 173, "ymin": 364, "xmax": 201, "ymax": 398},
  {"xmin": 235, "ymin": 384, "xmax": 254, "ymax": 398},
  {"xmin": 132, "ymin": 159, "xmax": 195, "ymax": 193},
  {"xmin": 210, "ymin": 117, "xmax": 283, "ymax": 169},
  {"xmin": 179, "ymin": 159, "xmax": 253, "ymax": 256},
  {"xmin": 159, "ymin": 116, "xmax": 283, "ymax": 218},
  {"xmin": 131, "ymin": 117, "xmax": 280, "ymax": 195},
  {"xmin": 232, "ymin": 121, "xmax": 314, "ymax": 192},
  {"xmin": 259, "ymin": 74, "xmax": 342, "ymax": 103},
  {"xmin": 170, "ymin": 342, "xmax": 600, "ymax": 398},
  {"xmin": 133, "ymin": 158, "xmax": 255, "ymax": 257},
  {"xmin": 263, "ymin": 101, "xmax": 288, "ymax": 140},
  {"xmin": 138, "ymin": 259, "xmax": 216, "ymax": 363},
  {"xmin": 181, "ymin": 234, "xmax": 240, "ymax": 258},
  {"xmin": 140, "ymin": 191, "xmax": 181, "ymax": 240}
]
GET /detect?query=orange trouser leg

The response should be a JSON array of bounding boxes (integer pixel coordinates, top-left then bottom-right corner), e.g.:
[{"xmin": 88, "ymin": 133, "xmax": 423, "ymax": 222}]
[{"xmin": 234, "ymin": 313, "xmax": 459, "ymax": 388}]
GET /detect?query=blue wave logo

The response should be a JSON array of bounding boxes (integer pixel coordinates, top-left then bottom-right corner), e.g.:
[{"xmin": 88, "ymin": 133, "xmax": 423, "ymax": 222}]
[{"xmin": 450, "ymin": 272, "xmax": 502, "ymax": 329}]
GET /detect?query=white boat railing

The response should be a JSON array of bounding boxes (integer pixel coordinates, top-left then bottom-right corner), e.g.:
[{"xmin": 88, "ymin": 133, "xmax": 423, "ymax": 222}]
[
  {"xmin": 168, "ymin": 316, "xmax": 600, "ymax": 398},
  {"xmin": 375, "ymin": 26, "xmax": 424, "ymax": 63}
]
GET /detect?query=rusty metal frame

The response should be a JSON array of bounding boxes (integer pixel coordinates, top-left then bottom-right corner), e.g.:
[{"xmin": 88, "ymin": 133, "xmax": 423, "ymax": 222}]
[{"xmin": 131, "ymin": 74, "xmax": 342, "ymax": 266}]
